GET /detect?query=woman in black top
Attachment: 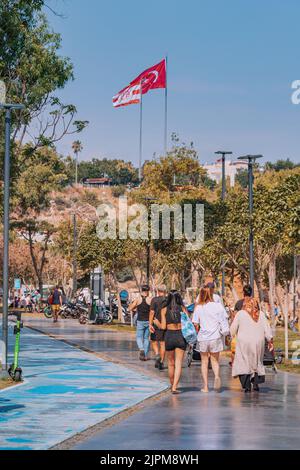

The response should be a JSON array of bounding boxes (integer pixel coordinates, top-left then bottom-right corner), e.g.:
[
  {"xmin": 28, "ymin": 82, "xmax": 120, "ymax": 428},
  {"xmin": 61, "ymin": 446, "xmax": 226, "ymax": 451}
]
[{"xmin": 154, "ymin": 290, "xmax": 187, "ymax": 394}]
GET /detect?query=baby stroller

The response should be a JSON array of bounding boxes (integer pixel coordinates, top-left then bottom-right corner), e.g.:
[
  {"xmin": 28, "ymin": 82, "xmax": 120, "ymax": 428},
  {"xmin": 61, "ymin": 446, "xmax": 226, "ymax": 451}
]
[
  {"xmin": 187, "ymin": 343, "xmax": 201, "ymax": 367},
  {"xmin": 186, "ymin": 303, "xmax": 202, "ymax": 367},
  {"xmin": 263, "ymin": 340, "xmax": 277, "ymax": 372}
]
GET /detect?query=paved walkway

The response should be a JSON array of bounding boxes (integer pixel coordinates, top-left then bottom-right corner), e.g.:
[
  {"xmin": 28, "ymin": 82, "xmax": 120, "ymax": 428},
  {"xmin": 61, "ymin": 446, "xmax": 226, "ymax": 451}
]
[
  {"xmin": 0, "ymin": 322, "xmax": 167, "ymax": 450},
  {"xmin": 23, "ymin": 316, "xmax": 300, "ymax": 450}
]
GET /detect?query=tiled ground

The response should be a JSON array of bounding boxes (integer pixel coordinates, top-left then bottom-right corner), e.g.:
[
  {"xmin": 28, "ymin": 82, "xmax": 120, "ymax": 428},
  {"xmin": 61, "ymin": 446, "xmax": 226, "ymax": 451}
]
[{"xmin": 0, "ymin": 325, "xmax": 167, "ymax": 450}]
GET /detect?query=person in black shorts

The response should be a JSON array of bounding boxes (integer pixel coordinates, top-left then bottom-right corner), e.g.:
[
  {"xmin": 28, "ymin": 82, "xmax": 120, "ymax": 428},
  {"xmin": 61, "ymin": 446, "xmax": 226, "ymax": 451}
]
[
  {"xmin": 149, "ymin": 285, "xmax": 167, "ymax": 370},
  {"xmin": 153, "ymin": 290, "xmax": 187, "ymax": 394}
]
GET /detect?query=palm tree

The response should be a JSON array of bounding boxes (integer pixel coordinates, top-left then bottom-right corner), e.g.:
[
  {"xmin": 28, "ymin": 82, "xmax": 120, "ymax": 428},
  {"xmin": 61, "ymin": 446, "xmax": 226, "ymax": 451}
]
[{"xmin": 72, "ymin": 140, "xmax": 83, "ymax": 185}]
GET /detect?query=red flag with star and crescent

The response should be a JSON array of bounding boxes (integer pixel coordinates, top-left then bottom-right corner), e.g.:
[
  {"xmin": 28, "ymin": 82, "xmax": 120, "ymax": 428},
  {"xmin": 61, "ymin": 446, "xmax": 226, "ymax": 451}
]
[{"xmin": 113, "ymin": 59, "xmax": 166, "ymax": 108}]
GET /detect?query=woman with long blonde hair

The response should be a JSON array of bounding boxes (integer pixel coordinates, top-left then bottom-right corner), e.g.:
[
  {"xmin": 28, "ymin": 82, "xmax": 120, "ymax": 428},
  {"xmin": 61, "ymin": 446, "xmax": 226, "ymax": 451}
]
[{"xmin": 192, "ymin": 287, "xmax": 229, "ymax": 393}]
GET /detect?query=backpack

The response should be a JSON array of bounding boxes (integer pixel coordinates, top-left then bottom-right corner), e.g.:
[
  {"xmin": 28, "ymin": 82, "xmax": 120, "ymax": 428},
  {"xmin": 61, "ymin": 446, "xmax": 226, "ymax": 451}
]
[{"xmin": 181, "ymin": 312, "xmax": 197, "ymax": 345}]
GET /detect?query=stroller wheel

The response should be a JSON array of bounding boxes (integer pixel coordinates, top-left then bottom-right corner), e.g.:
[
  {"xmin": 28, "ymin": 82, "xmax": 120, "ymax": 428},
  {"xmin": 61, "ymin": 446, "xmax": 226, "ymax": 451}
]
[{"xmin": 187, "ymin": 345, "xmax": 193, "ymax": 367}]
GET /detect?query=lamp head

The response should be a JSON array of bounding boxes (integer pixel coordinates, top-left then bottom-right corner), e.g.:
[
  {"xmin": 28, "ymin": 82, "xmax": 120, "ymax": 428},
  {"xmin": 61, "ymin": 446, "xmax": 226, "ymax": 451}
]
[
  {"xmin": 215, "ymin": 151, "xmax": 233, "ymax": 156},
  {"xmin": 238, "ymin": 155, "xmax": 263, "ymax": 162}
]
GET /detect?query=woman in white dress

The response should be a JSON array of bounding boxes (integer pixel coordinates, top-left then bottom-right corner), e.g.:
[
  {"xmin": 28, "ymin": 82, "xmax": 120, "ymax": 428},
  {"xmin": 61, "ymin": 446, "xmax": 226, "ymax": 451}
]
[
  {"xmin": 230, "ymin": 297, "xmax": 273, "ymax": 393},
  {"xmin": 192, "ymin": 287, "xmax": 229, "ymax": 393}
]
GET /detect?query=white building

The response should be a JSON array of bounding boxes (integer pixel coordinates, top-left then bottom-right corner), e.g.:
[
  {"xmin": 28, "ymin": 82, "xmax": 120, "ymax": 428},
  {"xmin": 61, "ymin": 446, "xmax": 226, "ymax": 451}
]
[{"xmin": 203, "ymin": 159, "xmax": 248, "ymax": 187}]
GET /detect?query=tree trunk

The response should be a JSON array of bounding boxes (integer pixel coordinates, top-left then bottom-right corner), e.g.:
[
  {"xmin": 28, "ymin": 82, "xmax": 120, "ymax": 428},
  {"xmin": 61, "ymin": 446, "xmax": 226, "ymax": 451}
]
[
  {"xmin": 254, "ymin": 271, "xmax": 264, "ymax": 303},
  {"xmin": 112, "ymin": 272, "xmax": 123, "ymax": 323},
  {"xmin": 191, "ymin": 266, "xmax": 198, "ymax": 289},
  {"xmin": 38, "ymin": 279, "xmax": 43, "ymax": 296},
  {"xmin": 268, "ymin": 255, "xmax": 276, "ymax": 326},
  {"xmin": 275, "ymin": 284, "xmax": 285, "ymax": 319}
]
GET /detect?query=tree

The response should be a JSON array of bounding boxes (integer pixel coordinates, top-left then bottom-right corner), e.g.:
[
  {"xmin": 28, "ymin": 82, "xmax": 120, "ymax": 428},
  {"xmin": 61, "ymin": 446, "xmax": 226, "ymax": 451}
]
[
  {"xmin": 11, "ymin": 146, "xmax": 67, "ymax": 290},
  {"xmin": 77, "ymin": 223, "xmax": 143, "ymax": 321},
  {"xmin": 72, "ymin": 140, "xmax": 83, "ymax": 155},
  {"xmin": 265, "ymin": 158, "xmax": 300, "ymax": 172},
  {"xmin": 64, "ymin": 157, "xmax": 139, "ymax": 185},
  {"xmin": 0, "ymin": 1, "xmax": 88, "ymax": 172},
  {"xmin": 140, "ymin": 141, "xmax": 207, "ymax": 194},
  {"xmin": 0, "ymin": 235, "xmax": 36, "ymax": 285},
  {"xmin": 12, "ymin": 219, "xmax": 56, "ymax": 292},
  {"xmin": 235, "ymin": 168, "xmax": 249, "ymax": 189},
  {"xmin": 72, "ymin": 140, "xmax": 83, "ymax": 184},
  {"xmin": 209, "ymin": 168, "xmax": 300, "ymax": 318}
]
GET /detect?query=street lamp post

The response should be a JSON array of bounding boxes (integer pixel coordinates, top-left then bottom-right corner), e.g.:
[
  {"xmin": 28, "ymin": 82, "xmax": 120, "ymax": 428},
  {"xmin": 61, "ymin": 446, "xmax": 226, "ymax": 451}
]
[
  {"xmin": 71, "ymin": 141, "xmax": 82, "ymax": 299},
  {"xmin": 143, "ymin": 197, "xmax": 157, "ymax": 285},
  {"xmin": 238, "ymin": 154, "xmax": 263, "ymax": 294},
  {"xmin": 0, "ymin": 82, "xmax": 24, "ymax": 373},
  {"xmin": 215, "ymin": 151, "xmax": 232, "ymax": 297}
]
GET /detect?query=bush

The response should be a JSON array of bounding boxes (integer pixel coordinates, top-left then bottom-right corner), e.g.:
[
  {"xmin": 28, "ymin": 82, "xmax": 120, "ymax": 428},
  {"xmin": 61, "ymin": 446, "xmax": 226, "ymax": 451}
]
[
  {"xmin": 81, "ymin": 190, "xmax": 99, "ymax": 207},
  {"xmin": 54, "ymin": 196, "xmax": 66, "ymax": 211},
  {"xmin": 112, "ymin": 185, "xmax": 126, "ymax": 198}
]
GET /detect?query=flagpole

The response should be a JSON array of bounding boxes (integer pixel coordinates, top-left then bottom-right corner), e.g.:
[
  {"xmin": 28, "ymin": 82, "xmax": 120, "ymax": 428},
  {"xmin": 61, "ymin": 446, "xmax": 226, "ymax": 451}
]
[
  {"xmin": 139, "ymin": 81, "xmax": 143, "ymax": 181},
  {"xmin": 164, "ymin": 55, "xmax": 168, "ymax": 155}
]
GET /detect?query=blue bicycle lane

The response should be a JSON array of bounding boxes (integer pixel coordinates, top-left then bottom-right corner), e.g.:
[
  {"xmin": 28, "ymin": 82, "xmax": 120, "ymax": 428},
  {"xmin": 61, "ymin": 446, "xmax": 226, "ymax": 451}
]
[{"xmin": 0, "ymin": 325, "xmax": 168, "ymax": 450}]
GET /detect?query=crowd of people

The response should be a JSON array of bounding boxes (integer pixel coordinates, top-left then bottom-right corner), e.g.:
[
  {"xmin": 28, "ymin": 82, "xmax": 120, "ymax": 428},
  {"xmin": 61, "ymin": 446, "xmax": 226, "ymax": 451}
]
[
  {"xmin": 129, "ymin": 283, "xmax": 274, "ymax": 395},
  {"xmin": 11, "ymin": 289, "xmax": 42, "ymax": 313}
]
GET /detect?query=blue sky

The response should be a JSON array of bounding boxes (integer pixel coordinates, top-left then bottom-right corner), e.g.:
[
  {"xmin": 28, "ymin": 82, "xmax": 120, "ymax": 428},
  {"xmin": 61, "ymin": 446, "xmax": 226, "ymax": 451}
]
[{"xmin": 47, "ymin": 0, "xmax": 300, "ymax": 166}]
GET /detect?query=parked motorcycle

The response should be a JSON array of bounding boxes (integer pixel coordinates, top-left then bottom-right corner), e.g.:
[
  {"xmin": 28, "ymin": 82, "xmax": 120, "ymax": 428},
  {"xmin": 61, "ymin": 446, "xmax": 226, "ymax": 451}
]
[
  {"xmin": 59, "ymin": 301, "xmax": 86, "ymax": 319},
  {"xmin": 79, "ymin": 300, "xmax": 113, "ymax": 325},
  {"xmin": 108, "ymin": 296, "xmax": 130, "ymax": 322},
  {"xmin": 43, "ymin": 303, "xmax": 53, "ymax": 319}
]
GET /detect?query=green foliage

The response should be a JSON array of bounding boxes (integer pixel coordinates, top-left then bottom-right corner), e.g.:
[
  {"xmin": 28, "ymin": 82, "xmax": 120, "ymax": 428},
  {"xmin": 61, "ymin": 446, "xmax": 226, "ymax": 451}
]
[
  {"xmin": 235, "ymin": 168, "xmax": 249, "ymax": 189},
  {"xmin": 112, "ymin": 185, "xmax": 126, "ymax": 198},
  {"xmin": 80, "ymin": 190, "xmax": 99, "ymax": 207},
  {"xmin": 141, "ymin": 141, "xmax": 206, "ymax": 194},
  {"xmin": 0, "ymin": 2, "xmax": 73, "ymax": 125},
  {"xmin": 116, "ymin": 267, "xmax": 134, "ymax": 283},
  {"xmin": 13, "ymin": 145, "xmax": 67, "ymax": 214},
  {"xmin": 0, "ymin": 1, "xmax": 88, "ymax": 174},
  {"xmin": 65, "ymin": 158, "xmax": 138, "ymax": 186},
  {"xmin": 77, "ymin": 223, "xmax": 126, "ymax": 274},
  {"xmin": 265, "ymin": 158, "xmax": 300, "ymax": 172}
]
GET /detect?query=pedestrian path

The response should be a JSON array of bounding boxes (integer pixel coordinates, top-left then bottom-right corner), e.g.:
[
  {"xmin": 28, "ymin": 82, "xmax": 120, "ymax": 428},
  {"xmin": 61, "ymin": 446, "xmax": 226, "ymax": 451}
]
[
  {"xmin": 11, "ymin": 317, "xmax": 300, "ymax": 450},
  {"xmin": 76, "ymin": 365, "xmax": 300, "ymax": 450},
  {"xmin": 0, "ymin": 325, "xmax": 168, "ymax": 450}
]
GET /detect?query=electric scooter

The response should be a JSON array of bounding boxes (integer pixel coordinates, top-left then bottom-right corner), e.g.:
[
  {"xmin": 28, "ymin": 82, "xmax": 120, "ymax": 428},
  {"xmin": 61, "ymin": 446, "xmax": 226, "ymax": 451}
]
[{"xmin": 8, "ymin": 311, "xmax": 23, "ymax": 382}]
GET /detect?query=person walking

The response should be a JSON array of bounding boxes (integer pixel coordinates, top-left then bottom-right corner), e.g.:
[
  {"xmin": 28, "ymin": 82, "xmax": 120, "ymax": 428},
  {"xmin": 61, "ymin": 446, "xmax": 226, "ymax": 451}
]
[
  {"xmin": 149, "ymin": 285, "xmax": 167, "ymax": 370},
  {"xmin": 230, "ymin": 297, "xmax": 273, "ymax": 393},
  {"xmin": 234, "ymin": 284, "xmax": 253, "ymax": 312},
  {"xmin": 192, "ymin": 287, "xmax": 229, "ymax": 393},
  {"xmin": 51, "ymin": 285, "xmax": 63, "ymax": 323},
  {"xmin": 35, "ymin": 289, "xmax": 41, "ymax": 313},
  {"xmin": 204, "ymin": 282, "xmax": 223, "ymax": 305},
  {"xmin": 25, "ymin": 292, "xmax": 33, "ymax": 312},
  {"xmin": 154, "ymin": 290, "xmax": 187, "ymax": 394},
  {"xmin": 129, "ymin": 285, "xmax": 151, "ymax": 361}
]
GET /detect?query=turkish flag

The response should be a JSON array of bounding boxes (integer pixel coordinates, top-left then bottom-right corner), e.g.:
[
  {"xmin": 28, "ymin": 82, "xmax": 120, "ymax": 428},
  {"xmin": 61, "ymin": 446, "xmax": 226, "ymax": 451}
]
[
  {"xmin": 113, "ymin": 59, "xmax": 166, "ymax": 107},
  {"xmin": 130, "ymin": 59, "xmax": 166, "ymax": 95}
]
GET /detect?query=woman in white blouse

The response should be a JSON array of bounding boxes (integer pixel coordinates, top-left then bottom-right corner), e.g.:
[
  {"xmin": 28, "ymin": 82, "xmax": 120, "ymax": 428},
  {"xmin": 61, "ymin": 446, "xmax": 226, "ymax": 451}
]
[{"xmin": 192, "ymin": 287, "xmax": 229, "ymax": 393}]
